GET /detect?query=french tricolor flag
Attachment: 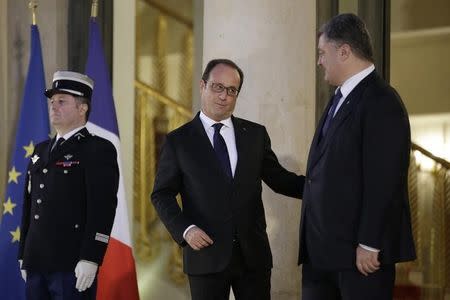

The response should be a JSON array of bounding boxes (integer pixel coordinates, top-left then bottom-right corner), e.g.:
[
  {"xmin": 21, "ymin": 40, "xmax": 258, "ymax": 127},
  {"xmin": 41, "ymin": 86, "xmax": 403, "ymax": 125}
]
[{"xmin": 85, "ymin": 17, "xmax": 140, "ymax": 300}]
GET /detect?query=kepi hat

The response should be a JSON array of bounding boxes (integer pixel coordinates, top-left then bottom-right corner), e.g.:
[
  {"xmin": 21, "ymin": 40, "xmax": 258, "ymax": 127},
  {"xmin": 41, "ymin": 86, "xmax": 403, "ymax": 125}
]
[{"xmin": 45, "ymin": 71, "xmax": 94, "ymax": 99}]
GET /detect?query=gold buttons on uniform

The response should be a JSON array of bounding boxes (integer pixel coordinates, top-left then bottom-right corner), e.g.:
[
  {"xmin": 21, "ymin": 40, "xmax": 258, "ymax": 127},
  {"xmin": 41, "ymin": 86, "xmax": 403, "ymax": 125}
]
[
  {"xmin": 34, "ymin": 214, "xmax": 39, "ymax": 220},
  {"xmin": 42, "ymin": 168, "xmax": 48, "ymax": 174},
  {"xmin": 39, "ymin": 184, "xmax": 44, "ymax": 189}
]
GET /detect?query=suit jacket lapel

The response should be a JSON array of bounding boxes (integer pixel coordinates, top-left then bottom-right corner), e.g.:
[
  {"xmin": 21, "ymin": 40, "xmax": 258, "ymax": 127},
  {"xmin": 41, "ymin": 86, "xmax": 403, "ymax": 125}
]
[
  {"xmin": 308, "ymin": 71, "xmax": 376, "ymax": 173},
  {"xmin": 311, "ymin": 95, "xmax": 355, "ymax": 165},
  {"xmin": 231, "ymin": 116, "xmax": 248, "ymax": 183},
  {"xmin": 306, "ymin": 98, "xmax": 333, "ymax": 174}
]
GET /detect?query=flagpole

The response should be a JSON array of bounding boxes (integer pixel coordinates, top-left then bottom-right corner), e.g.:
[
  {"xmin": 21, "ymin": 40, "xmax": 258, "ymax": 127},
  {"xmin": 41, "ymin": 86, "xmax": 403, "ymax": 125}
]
[
  {"xmin": 28, "ymin": 0, "xmax": 37, "ymax": 25},
  {"xmin": 91, "ymin": 0, "xmax": 99, "ymax": 18}
]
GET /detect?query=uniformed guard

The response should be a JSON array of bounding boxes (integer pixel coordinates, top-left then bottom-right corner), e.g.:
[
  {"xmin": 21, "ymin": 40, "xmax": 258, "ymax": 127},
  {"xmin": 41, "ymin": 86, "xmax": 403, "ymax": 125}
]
[{"xmin": 18, "ymin": 71, "xmax": 119, "ymax": 300}]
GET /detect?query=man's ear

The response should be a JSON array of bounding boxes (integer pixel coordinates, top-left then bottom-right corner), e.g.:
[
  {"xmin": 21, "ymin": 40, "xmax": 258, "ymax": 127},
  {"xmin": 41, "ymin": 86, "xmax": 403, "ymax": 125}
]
[
  {"xmin": 199, "ymin": 79, "xmax": 207, "ymax": 96},
  {"xmin": 339, "ymin": 43, "xmax": 352, "ymax": 61},
  {"xmin": 79, "ymin": 103, "xmax": 88, "ymax": 115}
]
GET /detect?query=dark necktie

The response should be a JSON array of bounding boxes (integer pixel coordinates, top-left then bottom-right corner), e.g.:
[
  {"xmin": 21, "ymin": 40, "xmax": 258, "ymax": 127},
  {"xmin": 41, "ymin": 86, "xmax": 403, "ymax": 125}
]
[
  {"xmin": 212, "ymin": 123, "xmax": 232, "ymax": 178},
  {"xmin": 321, "ymin": 88, "xmax": 342, "ymax": 139},
  {"xmin": 52, "ymin": 137, "xmax": 65, "ymax": 152}
]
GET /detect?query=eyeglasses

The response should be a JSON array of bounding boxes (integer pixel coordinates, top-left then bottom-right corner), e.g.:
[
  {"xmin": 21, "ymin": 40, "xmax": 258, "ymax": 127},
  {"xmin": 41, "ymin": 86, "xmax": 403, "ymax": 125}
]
[{"xmin": 205, "ymin": 81, "xmax": 240, "ymax": 97}]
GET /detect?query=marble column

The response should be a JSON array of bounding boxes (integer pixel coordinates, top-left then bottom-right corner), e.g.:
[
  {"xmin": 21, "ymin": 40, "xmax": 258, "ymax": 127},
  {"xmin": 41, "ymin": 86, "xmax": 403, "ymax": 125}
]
[
  {"xmin": 202, "ymin": 1, "xmax": 316, "ymax": 299},
  {"xmin": 113, "ymin": 0, "xmax": 136, "ymax": 240}
]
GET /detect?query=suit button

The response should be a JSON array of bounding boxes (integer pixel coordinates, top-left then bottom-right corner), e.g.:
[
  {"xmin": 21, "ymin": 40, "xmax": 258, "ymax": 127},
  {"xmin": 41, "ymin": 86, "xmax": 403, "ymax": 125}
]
[
  {"xmin": 74, "ymin": 224, "xmax": 79, "ymax": 229},
  {"xmin": 64, "ymin": 170, "xmax": 68, "ymax": 174},
  {"xmin": 34, "ymin": 214, "xmax": 39, "ymax": 220},
  {"xmin": 39, "ymin": 184, "xmax": 44, "ymax": 189},
  {"xmin": 36, "ymin": 199, "xmax": 42, "ymax": 204},
  {"xmin": 42, "ymin": 168, "xmax": 48, "ymax": 174},
  {"xmin": 308, "ymin": 179, "xmax": 312, "ymax": 184}
]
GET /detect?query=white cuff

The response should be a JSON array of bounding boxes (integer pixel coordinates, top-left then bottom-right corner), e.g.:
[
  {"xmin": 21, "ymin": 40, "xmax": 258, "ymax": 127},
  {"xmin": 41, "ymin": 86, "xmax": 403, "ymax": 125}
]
[
  {"xmin": 359, "ymin": 243, "xmax": 380, "ymax": 252},
  {"xmin": 183, "ymin": 225, "xmax": 197, "ymax": 240}
]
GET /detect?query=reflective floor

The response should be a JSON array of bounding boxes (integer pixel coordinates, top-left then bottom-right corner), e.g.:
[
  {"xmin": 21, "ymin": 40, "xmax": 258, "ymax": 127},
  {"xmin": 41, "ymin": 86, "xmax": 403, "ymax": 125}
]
[
  {"xmin": 135, "ymin": 240, "xmax": 236, "ymax": 300},
  {"xmin": 136, "ymin": 241, "xmax": 190, "ymax": 300}
]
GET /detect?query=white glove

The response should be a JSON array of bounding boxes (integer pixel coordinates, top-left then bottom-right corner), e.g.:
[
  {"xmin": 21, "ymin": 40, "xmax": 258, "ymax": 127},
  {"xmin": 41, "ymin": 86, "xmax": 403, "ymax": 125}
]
[
  {"xmin": 18, "ymin": 260, "xmax": 27, "ymax": 282},
  {"xmin": 74, "ymin": 260, "xmax": 98, "ymax": 292}
]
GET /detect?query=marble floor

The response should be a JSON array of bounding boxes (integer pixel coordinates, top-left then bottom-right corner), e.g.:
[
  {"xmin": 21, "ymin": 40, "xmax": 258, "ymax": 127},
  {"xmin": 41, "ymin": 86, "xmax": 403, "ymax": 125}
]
[
  {"xmin": 136, "ymin": 241, "xmax": 190, "ymax": 300},
  {"xmin": 135, "ymin": 240, "xmax": 236, "ymax": 300}
]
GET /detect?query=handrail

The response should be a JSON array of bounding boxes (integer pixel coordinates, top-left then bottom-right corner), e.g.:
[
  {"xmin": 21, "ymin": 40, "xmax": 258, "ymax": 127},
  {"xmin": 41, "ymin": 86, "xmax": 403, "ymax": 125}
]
[
  {"xmin": 133, "ymin": 85, "xmax": 449, "ymax": 169},
  {"xmin": 143, "ymin": 0, "xmax": 193, "ymax": 28},
  {"xmin": 412, "ymin": 142, "xmax": 450, "ymax": 169},
  {"xmin": 135, "ymin": 80, "xmax": 193, "ymax": 118}
]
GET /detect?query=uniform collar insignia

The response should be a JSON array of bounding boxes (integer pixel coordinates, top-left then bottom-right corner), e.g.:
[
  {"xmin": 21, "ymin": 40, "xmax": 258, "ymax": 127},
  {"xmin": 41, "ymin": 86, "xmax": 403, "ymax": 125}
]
[
  {"xmin": 74, "ymin": 132, "xmax": 85, "ymax": 140},
  {"xmin": 31, "ymin": 154, "xmax": 40, "ymax": 164}
]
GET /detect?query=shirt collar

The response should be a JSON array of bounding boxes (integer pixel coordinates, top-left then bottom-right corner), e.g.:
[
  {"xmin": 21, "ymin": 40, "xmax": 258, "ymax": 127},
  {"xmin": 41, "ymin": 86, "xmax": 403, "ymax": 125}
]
[
  {"xmin": 56, "ymin": 126, "xmax": 86, "ymax": 141},
  {"xmin": 199, "ymin": 111, "xmax": 233, "ymax": 130},
  {"xmin": 338, "ymin": 64, "xmax": 375, "ymax": 98}
]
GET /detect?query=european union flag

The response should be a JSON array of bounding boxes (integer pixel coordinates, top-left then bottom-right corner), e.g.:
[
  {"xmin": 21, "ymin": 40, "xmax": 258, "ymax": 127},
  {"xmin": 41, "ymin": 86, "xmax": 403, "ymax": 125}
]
[{"xmin": 0, "ymin": 24, "xmax": 49, "ymax": 299}]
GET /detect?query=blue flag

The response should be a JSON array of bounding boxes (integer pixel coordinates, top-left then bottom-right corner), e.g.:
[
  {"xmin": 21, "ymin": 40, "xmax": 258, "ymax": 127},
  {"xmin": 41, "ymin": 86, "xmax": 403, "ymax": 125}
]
[
  {"xmin": 0, "ymin": 25, "xmax": 49, "ymax": 299},
  {"xmin": 86, "ymin": 18, "xmax": 119, "ymax": 135}
]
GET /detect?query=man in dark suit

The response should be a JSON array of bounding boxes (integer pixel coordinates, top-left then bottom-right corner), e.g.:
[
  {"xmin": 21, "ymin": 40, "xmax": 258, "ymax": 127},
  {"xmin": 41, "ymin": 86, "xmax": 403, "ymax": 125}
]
[
  {"xmin": 18, "ymin": 71, "xmax": 119, "ymax": 300},
  {"xmin": 299, "ymin": 14, "xmax": 416, "ymax": 300},
  {"xmin": 152, "ymin": 58, "xmax": 305, "ymax": 300}
]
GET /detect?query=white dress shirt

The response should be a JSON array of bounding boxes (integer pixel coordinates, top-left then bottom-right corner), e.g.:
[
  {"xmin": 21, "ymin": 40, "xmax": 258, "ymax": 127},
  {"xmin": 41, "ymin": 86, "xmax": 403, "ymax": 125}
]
[
  {"xmin": 183, "ymin": 112, "xmax": 239, "ymax": 240},
  {"xmin": 198, "ymin": 111, "xmax": 238, "ymax": 176}
]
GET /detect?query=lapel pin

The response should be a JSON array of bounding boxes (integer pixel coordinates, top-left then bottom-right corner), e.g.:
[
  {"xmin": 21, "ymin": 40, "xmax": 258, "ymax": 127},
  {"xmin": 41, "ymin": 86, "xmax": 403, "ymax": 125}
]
[
  {"xmin": 31, "ymin": 154, "xmax": 40, "ymax": 164},
  {"xmin": 64, "ymin": 154, "xmax": 73, "ymax": 160}
]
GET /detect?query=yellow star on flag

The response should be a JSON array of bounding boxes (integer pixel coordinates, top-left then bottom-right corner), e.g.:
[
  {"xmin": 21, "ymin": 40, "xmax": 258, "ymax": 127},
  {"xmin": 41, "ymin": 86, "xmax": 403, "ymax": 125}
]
[
  {"xmin": 8, "ymin": 166, "xmax": 22, "ymax": 184},
  {"xmin": 10, "ymin": 226, "xmax": 21, "ymax": 243},
  {"xmin": 23, "ymin": 141, "xmax": 35, "ymax": 158},
  {"xmin": 3, "ymin": 197, "xmax": 16, "ymax": 215}
]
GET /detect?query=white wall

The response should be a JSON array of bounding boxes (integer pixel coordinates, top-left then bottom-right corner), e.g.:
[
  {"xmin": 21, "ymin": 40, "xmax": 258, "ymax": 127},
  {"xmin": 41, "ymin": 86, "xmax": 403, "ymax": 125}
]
[{"xmin": 391, "ymin": 27, "xmax": 450, "ymax": 115}]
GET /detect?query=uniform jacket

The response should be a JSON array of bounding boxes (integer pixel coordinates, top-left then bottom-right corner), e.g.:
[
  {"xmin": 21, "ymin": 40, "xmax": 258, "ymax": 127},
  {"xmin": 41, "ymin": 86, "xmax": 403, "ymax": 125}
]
[
  {"xmin": 299, "ymin": 71, "xmax": 416, "ymax": 269},
  {"xmin": 18, "ymin": 127, "xmax": 119, "ymax": 272},
  {"xmin": 151, "ymin": 113, "xmax": 305, "ymax": 275}
]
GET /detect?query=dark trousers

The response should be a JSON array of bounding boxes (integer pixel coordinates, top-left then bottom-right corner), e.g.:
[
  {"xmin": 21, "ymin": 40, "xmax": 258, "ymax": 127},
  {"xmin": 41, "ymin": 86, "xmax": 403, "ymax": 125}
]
[
  {"xmin": 26, "ymin": 271, "xmax": 97, "ymax": 300},
  {"xmin": 188, "ymin": 242, "xmax": 271, "ymax": 300},
  {"xmin": 301, "ymin": 262, "xmax": 395, "ymax": 300}
]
